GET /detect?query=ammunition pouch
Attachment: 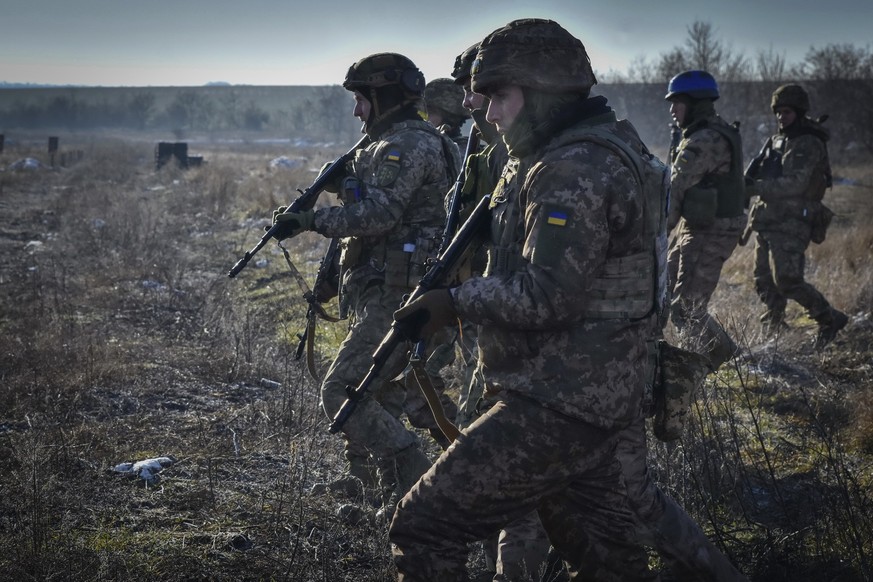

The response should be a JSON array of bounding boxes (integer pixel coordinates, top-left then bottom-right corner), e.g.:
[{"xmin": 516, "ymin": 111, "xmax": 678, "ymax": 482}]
[
  {"xmin": 384, "ymin": 237, "xmax": 435, "ymax": 289},
  {"xmin": 809, "ymin": 202, "xmax": 834, "ymax": 244},
  {"xmin": 652, "ymin": 340, "xmax": 711, "ymax": 441},
  {"xmin": 681, "ymin": 186, "xmax": 718, "ymax": 228}
]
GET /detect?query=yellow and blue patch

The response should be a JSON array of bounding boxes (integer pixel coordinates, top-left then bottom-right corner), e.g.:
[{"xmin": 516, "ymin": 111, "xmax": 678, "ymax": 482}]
[
  {"xmin": 546, "ymin": 210, "xmax": 568, "ymax": 227},
  {"xmin": 386, "ymin": 149, "xmax": 401, "ymax": 162}
]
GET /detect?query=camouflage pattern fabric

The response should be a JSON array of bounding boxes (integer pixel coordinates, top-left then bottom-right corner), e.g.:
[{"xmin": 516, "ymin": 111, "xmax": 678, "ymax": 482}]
[
  {"xmin": 616, "ymin": 419, "xmax": 750, "ymax": 581},
  {"xmin": 667, "ymin": 117, "xmax": 744, "ymax": 368},
  {"xmin": 390, "ymin": 394, "xmax": 656, "ymax": 582},
  {"xmin": 667, "ymin": 217, "xmax": 744, "ymax": 367},
  {"xmin": 451, "ymin": 118, "xmax": 653, "ymax": 430},
  {"xmin": 493, "ymin": 510, "xmax": 552, "ymax": 581},
  {"xmin": 750, "ymin": 131, "xmax": 834, "ymax": 323},
  {"xmin": 651, "ymin": 341, "xmax": 711, "ymax": 441},
  {"xmin": 753, "ymin": 231, "xmax": 831, "ymax": 321},
  {"xmin": 667, "ymin": 117, "xmax": 740, "ymax": 231},
  {"xmin": 390, "ymin": 108, "xmax": 659, "ymax": 580},
  {"xmin": 314, "ymin": 119, "xmax": 454, "ymax": 490}
]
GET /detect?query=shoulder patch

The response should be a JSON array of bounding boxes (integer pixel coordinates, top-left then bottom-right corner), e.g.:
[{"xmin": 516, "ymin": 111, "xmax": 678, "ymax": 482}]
[
  {"xmin": 374, "ymin": 148, "xmax": 402, "ymax": 187},
  {"xmin": 531, "ymin": 203, "xmax": 574, "ymax": 268}
]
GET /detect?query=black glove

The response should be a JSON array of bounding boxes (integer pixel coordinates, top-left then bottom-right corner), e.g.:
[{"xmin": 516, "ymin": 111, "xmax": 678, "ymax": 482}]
[
  {"xmin": 266, "ymin": 206, "xmax": 314, "ymax": 241},
  {"xmin": 393, "ymin": 288, "xmax": 458, "ymax": 342}
]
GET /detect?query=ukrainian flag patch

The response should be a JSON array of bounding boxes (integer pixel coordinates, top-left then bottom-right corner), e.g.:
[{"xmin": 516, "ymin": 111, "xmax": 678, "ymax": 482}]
[
  {"xmin": 547, "ymin": 210, "xmax": 568, "ymax": 227},
  {"xmin": 386, "ymin": 149, "xmax": 401, "ymax": 162}
]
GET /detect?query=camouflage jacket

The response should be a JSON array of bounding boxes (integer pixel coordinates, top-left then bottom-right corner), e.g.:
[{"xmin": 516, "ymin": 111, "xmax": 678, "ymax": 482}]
[
  {"xmin": 313, "ymin": 119, "xmax": 459, "ymax": 290},
  {"xmin": 751, "ymin": 125, "xmax": 830, "ymax": 236},
  {"xmin": 452, "ymin": 113, "xmax": 652, "ymax": 430},
  {"xmin": 668, "ymin": 114, "xmax": 744, "ymax": 231}
]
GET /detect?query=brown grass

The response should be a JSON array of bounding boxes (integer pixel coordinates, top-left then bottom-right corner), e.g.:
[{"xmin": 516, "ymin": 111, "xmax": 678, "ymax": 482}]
[{"xmin": 1, "ymin": 136, "xmax": 871, "ymax": 581}]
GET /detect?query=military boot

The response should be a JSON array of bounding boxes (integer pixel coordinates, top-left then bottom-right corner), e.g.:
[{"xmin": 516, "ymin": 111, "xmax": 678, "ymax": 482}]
[
  {"xmin": 814, "ymin": 308, "xmax": 848, "ymax": 350},
  {"xmin": 375, "ymin": 444, "xmax": 432, "ymax": 523},
  {"xmin": 760, "ymin": 309, "xmax": 788, "ymax": 337}
]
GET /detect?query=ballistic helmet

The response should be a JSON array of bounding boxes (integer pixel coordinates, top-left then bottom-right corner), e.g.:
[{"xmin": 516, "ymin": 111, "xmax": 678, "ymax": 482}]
[
  {"xmin": 771, "ymin": 84, "xmax": 810, "ymax": 114},
  {"xmin": 665, "ymin": 70, "xmax": 719, "ymax": 101},
  {"xmin": 470, "ymin": 18, "xmax": 597, "ymax": 95},
  {"xmin": 451, "ymin": 43, "xmax": 479, "ymax": 85},
  {"xmin": 425, "ymin": 78, "xmax": 469, "ymax": 120},
  {"xmin": 343, "ymin": 53, "xmax": 425, "ymax": 95}
]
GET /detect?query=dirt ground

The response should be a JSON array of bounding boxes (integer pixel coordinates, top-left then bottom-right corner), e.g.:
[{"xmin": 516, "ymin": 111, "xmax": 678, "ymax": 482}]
[{"xmin": 1, "ymin": 134, "xmax": 872, "ymax": 581}]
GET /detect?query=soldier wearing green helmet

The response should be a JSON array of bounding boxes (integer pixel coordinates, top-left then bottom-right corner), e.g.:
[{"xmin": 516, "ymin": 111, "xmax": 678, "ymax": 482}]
[
  {"xmin": 424, "ymin": 77, "xmax": 470, "ymax": 150},
  {"xmin": 746, "ymin": 83, "xmax": 847, "ymax": 348},
  {"xmin": 389, "ymin": 18, "xmax": 753, "ymax": 582},
  {"xmin": 391, "ymin": 18, "xmax": 663, "ymax": 581},
  {"xmin": 269, "ymin": 51, "xmax": 462, "ymax": 524}
]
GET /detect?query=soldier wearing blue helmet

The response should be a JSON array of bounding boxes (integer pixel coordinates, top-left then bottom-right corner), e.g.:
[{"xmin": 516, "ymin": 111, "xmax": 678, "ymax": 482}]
[{"xmin": 664, "ymin": 69, "xmax": 746, "ymax": 371}]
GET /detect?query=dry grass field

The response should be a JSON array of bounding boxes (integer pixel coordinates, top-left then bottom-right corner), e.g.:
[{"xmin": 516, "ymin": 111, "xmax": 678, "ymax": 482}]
[{"xmin": 1, "ymin": 130, "xmax": 871, "ymax": 581}]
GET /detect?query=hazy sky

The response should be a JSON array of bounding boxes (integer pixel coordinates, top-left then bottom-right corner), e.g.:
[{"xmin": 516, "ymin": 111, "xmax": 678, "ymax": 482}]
[{"xmin": 1, "ymin": 0, "xmax": 869, "ymax": 87}]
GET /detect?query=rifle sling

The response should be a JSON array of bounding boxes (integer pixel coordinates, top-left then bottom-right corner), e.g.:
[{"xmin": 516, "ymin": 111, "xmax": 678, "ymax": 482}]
[
  {"xmin": 409, "ymin": 356, "xmax": 461, "ymax": 444},
  {"xmin": 305, "ymin": 313, "xmax": 319, "ymax": 382},
  {"xmin": 279, "ymin": 243, "xmax": 342, "ymax": 382}
]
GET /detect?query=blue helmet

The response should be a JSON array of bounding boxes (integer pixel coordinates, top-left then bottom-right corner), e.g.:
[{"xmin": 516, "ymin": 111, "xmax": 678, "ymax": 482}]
[{"xmin": 665, "ymin": 70, "xmax": 719, "ymax": 101}]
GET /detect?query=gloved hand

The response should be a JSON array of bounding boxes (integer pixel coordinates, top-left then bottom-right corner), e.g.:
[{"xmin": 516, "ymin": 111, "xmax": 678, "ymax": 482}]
[
  {"xmin": 267, "ymin": 207, "xmax": 315, "ymax": 241},
  {"xmin": 393, "ymin": 288, "xmax": 458, "ymax": 342}
]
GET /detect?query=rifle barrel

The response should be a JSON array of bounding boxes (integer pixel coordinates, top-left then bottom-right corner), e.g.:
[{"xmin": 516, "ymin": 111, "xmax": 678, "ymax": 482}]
[{"xmin": 227, "ymin": 135, "xmax": 370, "ymax": 278}]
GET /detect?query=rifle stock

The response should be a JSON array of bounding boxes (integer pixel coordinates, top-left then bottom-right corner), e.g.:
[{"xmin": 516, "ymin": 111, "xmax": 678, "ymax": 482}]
[
  {"xmin": 227, "ymin": 135, "xmax": 370, "ymax": 278},
  {"xmin": 329, "ymin": 193, "xmax": 492, "ymax": 434}
]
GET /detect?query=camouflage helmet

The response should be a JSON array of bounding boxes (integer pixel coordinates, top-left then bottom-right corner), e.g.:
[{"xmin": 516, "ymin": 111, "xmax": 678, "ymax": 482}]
[
  {"xmin": 470, "ymin": 18, "xmax": 597, "ymax": 95},
  {"xmin": 771, "ymin": 84, "xmax": 810, "ymax": 113},
  {"xmin": 343, "ymin": 52, "xmax": 425, "ymax": 95},
  {"xmin": 451, "ymin": 43, "xmax": 479, "ymax": 85},
  {"xmin": 425, "ymin": 78, "xmax": 469, "ymax": 120}
]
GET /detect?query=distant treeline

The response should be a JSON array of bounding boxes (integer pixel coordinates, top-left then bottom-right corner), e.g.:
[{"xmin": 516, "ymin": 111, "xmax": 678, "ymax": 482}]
[
  {"xmin": 1, "ymin": 79, "xmax": 869, "ymax": 162},
  {"xmin": 1, "ymin": 21, "xmax": 870, "ymax": 159},
  {"xmin": 0, "ymin": 85, "xmax": 363, "ymax": 144}
]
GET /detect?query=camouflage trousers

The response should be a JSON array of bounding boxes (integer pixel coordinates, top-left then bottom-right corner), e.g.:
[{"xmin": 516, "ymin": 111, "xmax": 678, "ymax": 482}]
[
  {"xmin": 428, "ymin": 323, "xmax": 551, "ymax": 581},
  {"xmin": 616, "ymin": 420, "xmax": 750, "ymax": 582},
  {"xmin": 390, "ymin": 393, "xmax": 656, "ymax": 582},
  {"xmin": 321, "ymin": 281, "xmax": 422, "ymax": 466},
  {"xmin": 752, "ymin": 230, "xmax": 831, "ymax": 322},
  {"xmin": 492, "ymin": 510, "xmax": 552, "ymax": 582},
  {"xmin": 667, "ymin": 217, "xmax": 744, "ymax": 366}
]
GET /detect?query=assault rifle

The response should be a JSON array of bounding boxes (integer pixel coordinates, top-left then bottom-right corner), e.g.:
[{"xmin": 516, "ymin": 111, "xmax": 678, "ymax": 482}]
[
  {"xmin": 438, "ymin": 128, "xmax": 481, "ymax": 255},
  {"xmin": 329, "ymin": 193, "xmax": 491, "ymax": 434},
  {"xmin": 744, "ymin": 137, "xmax": 778, "ymax": 181},
  {"xmin": 227, "ymin": 135, "xmax": 371, "ymax": 278}
]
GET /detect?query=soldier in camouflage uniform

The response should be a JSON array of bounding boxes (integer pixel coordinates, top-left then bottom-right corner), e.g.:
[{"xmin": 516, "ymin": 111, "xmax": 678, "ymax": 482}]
[
  {"xmin": 452, "ymin": 42, "xmax": 552, "ymax": 582},
  {"xmin": 424, "ymin": 77, "xmax": 471, "ymax": 151},
  {"xmin": 270, "ymin": 52, "xmax": 461, "ymax": 518},
  {"xmin": 746, "ymin": 84, "xmax": 847, "ymax": 348},
  {"xmin": 389, "ymin": 19, "xmax": 661, "ymax": 581},
  {"xmin": 664, "ymin": 71, "xmax": 746, "ymax": 370}
]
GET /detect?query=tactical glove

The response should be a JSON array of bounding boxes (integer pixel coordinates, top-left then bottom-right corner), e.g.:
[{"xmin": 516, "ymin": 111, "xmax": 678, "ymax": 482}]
[
  {"xmin": 268, "ymin": 207, "xmax": 315, "ymax": 241},
  {"xmin": 393, "ymin": 288, "xmax": 458, "ymax": 342}
]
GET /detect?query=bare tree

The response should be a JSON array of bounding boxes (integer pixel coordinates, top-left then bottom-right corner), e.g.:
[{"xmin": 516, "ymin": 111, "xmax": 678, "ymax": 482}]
[
  {"xmin": 627, "ymin": 56, "xmax": 658, "ymax": 84},
  {"xmin": 756, "ymin": 46, "xmax": 788, "ymax": 83},
  {"xmin": 647, "ymin": 21, "xmax": 751, "ymax": 83},
  {"xmin": 795, "ymin": 43, "xmax": 871, "ymax": 80}
]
